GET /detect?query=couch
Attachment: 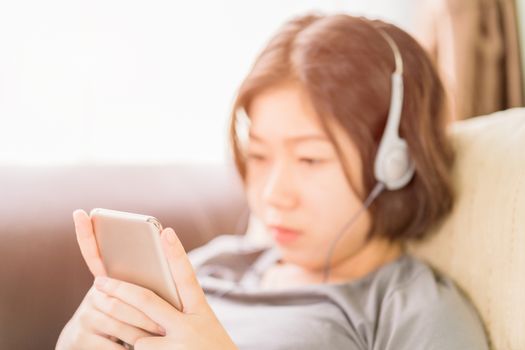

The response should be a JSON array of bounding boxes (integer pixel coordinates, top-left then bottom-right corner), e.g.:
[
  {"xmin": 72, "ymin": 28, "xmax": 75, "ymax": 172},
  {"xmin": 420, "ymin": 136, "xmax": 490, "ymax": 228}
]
[{"xmin": 1, "ymin": 108, "xmax": 524, "ymax": 349}]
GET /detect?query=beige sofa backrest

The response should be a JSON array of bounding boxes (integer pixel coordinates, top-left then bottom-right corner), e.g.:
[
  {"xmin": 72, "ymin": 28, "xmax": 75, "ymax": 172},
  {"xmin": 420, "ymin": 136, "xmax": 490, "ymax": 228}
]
[{"xmin": 410, "ymin": 108, "xmax": 525, "ymax": 350}]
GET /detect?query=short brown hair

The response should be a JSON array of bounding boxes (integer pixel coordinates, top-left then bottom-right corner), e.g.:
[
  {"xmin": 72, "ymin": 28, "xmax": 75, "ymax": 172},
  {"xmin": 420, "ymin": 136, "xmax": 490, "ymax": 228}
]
[{"xmin": 228, "ymin": 14, "xmax": 454, "ymax": 242}]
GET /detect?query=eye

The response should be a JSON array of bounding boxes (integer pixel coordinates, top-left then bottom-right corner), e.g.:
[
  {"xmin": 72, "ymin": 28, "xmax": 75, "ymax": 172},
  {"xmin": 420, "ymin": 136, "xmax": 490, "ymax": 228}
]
[{"xmin": 299, "ymin": 158, "xmax": 323, "ymax": 166}]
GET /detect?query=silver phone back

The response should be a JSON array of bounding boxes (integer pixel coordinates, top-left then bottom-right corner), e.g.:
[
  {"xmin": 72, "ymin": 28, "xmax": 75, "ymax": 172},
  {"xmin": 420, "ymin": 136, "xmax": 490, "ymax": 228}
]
[{"xmin": 90, "ymin": 208, "xmax": 183, "ymax": 311}]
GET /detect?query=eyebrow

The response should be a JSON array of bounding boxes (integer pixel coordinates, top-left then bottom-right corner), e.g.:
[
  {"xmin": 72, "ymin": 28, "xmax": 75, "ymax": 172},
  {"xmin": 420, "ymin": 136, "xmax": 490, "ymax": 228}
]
[{"xmin": 248, "ymin": 132, "xmax": 330, "ymax": 144}]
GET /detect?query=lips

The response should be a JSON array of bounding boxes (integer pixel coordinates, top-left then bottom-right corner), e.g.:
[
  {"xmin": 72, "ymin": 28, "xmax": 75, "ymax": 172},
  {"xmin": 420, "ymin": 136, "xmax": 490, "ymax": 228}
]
[{"xmin": 267, "ymin": 225, "xmax": 301, "ymax": 244}]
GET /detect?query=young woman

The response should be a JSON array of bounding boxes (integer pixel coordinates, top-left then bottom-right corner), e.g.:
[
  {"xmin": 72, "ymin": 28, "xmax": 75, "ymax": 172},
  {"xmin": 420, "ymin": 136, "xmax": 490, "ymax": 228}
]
[{"xmin": 57, "ymin": 14, "xmax": 489, "ymax": 349}]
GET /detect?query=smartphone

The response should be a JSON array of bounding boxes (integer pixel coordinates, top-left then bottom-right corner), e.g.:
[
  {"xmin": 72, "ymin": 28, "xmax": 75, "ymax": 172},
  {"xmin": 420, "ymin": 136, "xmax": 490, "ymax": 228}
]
[{"xmin": 89, "ymin": 208, "xmax": 183, "ymax": 311}]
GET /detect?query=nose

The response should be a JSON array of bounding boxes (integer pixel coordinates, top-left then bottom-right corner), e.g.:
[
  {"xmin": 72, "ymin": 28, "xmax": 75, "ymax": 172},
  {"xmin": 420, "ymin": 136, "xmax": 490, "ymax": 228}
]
[{"xmin": 261, "ymin": 160, "xmax": 298, "ymax": 210}]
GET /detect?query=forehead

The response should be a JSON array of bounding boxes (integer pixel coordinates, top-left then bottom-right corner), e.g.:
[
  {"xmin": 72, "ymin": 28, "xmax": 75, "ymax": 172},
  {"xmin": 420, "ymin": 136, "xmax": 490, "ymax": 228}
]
[{"xmin": 247, "ymin": 82, "xmax": 325, "ymax": 139}]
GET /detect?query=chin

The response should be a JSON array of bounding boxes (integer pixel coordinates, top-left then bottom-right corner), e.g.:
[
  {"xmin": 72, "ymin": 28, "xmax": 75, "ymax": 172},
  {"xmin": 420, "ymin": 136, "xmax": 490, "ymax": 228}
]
[{"xmin": 275, "ymin": 245, "xmax": 324, "ymax": 271}]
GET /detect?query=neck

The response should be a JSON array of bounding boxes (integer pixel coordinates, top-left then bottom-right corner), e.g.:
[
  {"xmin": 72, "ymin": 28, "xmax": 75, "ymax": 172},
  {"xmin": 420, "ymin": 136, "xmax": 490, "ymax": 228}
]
[
  {"xmin": 322, "ymin": 237, "xmax": 404, "ymax": 284},
  {"xmin": 264, "ymin": 237, "xmax": 404, "ymax": 290}
]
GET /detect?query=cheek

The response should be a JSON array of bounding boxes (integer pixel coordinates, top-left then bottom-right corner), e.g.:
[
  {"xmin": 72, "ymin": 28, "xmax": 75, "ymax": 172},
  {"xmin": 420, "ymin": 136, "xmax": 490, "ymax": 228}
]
[
  {"xmin": 302, "ymin": 170, "xmax": 362, "ymax": 233},
  {"xmin": 245, "ymin": 185, "xmax": 257, "ymax": 213},
  {"xmin": 245, "ymin": 174, "xmax": 265, "ymax": 218},
  {"xmin": 298, "ymin": 171, "xmax": 372, "ymax": 267}
]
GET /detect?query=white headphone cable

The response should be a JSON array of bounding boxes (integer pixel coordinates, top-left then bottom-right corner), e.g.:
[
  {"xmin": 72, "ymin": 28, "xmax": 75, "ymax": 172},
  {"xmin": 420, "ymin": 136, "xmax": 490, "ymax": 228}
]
[{"xmin": 322, "ymin": 182, "xmax": 385, "ymax": 283}]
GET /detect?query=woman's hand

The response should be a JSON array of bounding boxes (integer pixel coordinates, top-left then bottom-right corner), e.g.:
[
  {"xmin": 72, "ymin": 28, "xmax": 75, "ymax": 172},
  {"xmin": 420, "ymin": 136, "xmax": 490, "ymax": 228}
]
[
  {"xmin": 92, "ymin": 227, "xmax": 239, "ymax": 349},
  {"xmin": 56, "ymin": 285, "xmax": 166, "ymax": 349},
  {"xmin": 56, "ymin": 210, "xmax": 166, "ymax": 349},
  {"xmin": 56, "ymin": 209, "xmax": 238, "ymax": 350}
]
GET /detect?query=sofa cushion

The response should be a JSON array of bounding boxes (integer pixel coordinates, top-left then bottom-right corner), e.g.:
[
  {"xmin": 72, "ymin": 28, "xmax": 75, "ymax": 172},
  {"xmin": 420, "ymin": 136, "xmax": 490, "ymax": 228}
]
[{"xmin": 410, "ymin": 107, "xmax": 525, "ymax": 350}]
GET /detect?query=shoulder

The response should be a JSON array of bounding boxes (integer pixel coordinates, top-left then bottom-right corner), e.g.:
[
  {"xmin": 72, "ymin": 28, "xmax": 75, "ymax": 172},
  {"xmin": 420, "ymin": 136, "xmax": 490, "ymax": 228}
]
[{"xmin": 375, "ymin": 255, "xmax": 489, "ymax": 350}]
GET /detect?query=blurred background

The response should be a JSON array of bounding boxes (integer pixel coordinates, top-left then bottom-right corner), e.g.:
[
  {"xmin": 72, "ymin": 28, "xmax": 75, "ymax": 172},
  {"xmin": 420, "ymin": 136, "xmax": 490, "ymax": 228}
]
[{"xmin": 1, "ymin": 0, "xmax": 522, "ymax": 166}]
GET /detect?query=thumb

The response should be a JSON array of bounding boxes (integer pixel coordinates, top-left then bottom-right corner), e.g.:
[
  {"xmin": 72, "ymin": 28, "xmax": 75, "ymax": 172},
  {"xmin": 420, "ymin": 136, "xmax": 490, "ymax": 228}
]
[{"xmin": 160, "ymin": 228, "xmax": 208, "ymax": 314}]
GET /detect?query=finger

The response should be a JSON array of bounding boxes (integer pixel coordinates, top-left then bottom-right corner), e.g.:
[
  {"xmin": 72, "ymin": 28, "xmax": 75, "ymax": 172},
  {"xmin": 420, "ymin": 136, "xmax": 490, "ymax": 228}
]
[
  {"xmin": 87, "ymin": 307, "xmax": 153, "ymax": 347},
  {"xmin": 161, "ymin": 227, "xmax": 207, "ymax": 313},
  {"xmin": 73, "ymin": 209, "xmax": 107, "ymax": 276},
  {"xmin": 91, "ymin": 287, "xmax": 166, "ymax": 336},
  {"xmin": 94, "ymin": 276, "xmax": 177, "ymax": 328},
  {"xmin": 85, "ymin": 333, "xmax": 126, "ymax": 350}
]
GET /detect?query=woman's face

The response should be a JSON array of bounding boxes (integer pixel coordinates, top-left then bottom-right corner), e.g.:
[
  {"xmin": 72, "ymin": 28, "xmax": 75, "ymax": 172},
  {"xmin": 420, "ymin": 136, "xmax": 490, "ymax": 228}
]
[{"xmin": 245, "ymin": 82, "xmax": 373, "ymax": 271}]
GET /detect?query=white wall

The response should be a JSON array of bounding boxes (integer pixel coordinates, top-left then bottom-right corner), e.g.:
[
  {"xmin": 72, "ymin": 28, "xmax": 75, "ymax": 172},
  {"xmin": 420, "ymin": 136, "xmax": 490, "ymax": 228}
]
[{"xmin": 0, "ymin": 0, "xmax": 413, "ymax": 165}]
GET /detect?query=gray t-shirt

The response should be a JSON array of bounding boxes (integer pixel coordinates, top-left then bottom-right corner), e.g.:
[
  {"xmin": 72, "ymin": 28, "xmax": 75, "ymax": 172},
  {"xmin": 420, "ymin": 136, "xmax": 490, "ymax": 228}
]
[{"xmin": 188, "ymin": 234, "xmax": 488, "ymax": 350}]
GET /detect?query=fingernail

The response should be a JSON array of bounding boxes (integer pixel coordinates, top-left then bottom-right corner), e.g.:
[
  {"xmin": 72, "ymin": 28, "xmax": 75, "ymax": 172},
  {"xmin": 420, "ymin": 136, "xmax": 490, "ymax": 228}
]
[
  {"xmin": 95, "ymin": 276, "xmax": 109, "ymax": 289},
  {"xmin": 166, "ymin": 229, "xmax": 177, "ymax": 245},
  {"xmin": 73, "ymin": 209, "xmax": 83, "ymax": 219},
  {"xmin": 157, "ymin": 325, "xmax": 166, "ymax": 336}
]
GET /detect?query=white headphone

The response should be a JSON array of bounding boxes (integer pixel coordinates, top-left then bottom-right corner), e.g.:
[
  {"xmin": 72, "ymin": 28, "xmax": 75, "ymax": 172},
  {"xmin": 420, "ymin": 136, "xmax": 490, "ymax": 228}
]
[{"xmin": 373, "ymin": 29, "xmax": 415, "ymax": 191}]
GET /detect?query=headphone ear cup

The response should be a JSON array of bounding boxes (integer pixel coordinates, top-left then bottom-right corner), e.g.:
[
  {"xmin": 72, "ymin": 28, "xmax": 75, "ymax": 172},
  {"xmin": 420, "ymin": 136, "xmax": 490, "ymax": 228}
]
[{"xmin": 376, "ymin": 139, "xmax": 415, "ymax": 190}]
